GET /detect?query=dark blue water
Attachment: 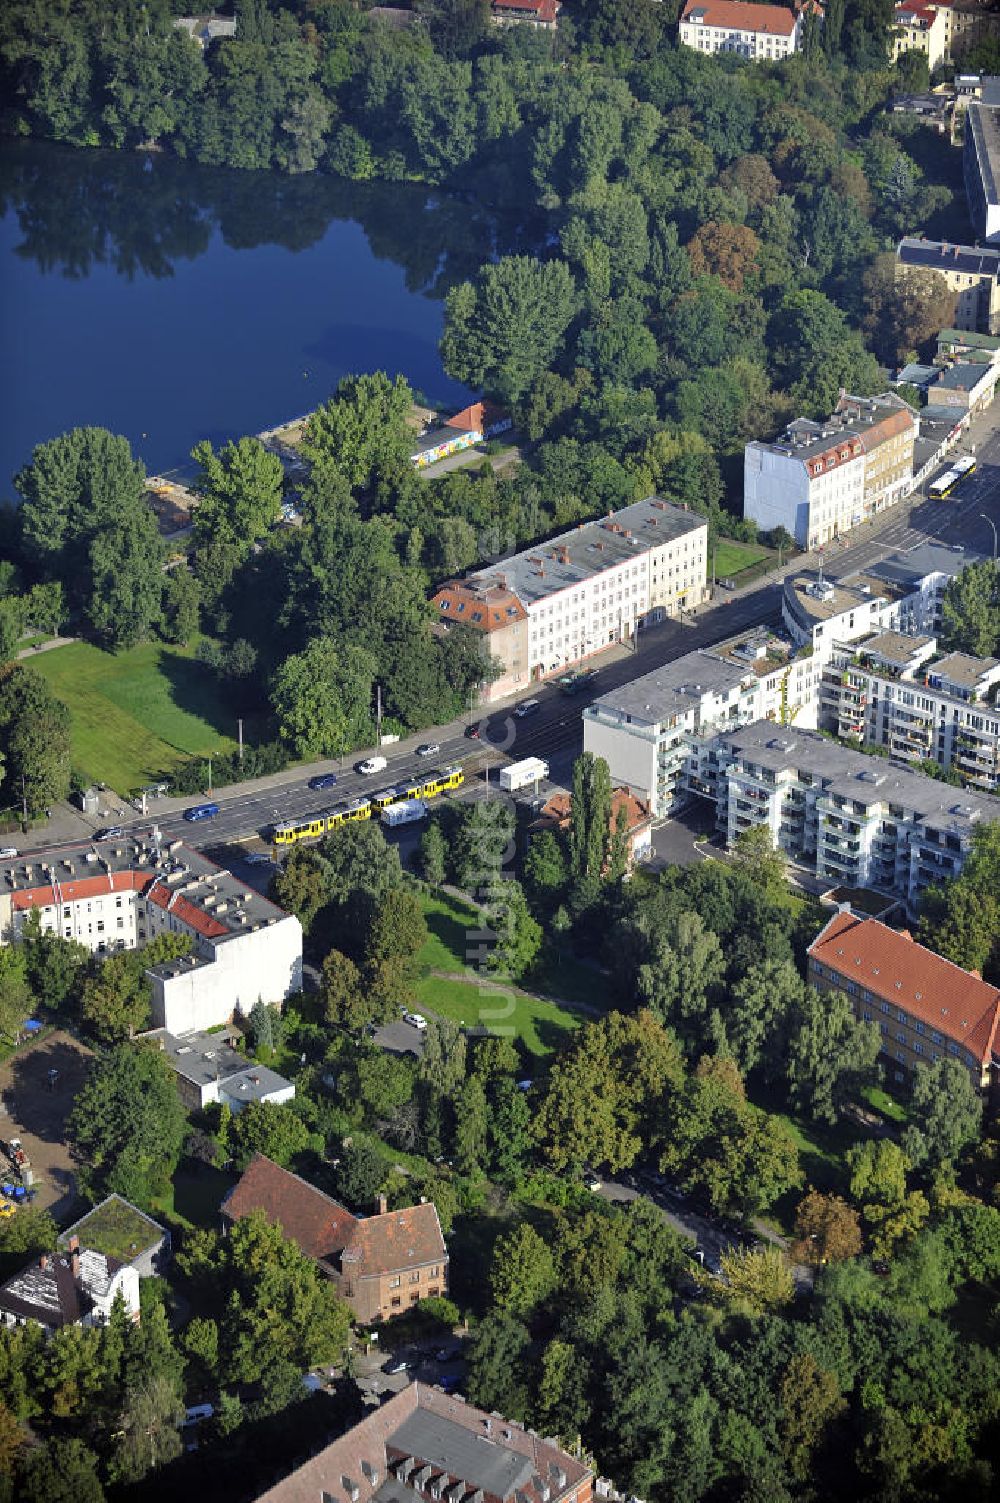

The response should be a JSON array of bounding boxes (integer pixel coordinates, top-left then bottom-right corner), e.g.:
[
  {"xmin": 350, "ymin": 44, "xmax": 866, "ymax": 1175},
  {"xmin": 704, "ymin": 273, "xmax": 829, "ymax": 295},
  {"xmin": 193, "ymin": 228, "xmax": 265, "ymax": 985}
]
[{"xmin": 0, "ymin": 142, "xmax": 518, "ymax": 495}]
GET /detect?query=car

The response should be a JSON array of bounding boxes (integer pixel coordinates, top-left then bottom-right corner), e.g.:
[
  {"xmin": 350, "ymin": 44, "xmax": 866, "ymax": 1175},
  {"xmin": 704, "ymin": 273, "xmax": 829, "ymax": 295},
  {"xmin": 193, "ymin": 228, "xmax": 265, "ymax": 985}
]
[
  {"xmin": 415, "ymin": 742, "xmax": 440, "ymax": 758},
  {"xmin": 356, "ymin": 756, "xmax": 388, "ymax": 776},
  {"xmin": 403, "ymin": 1012, "xmax": 428, "ymax": 1031},
  {"xmin": 464, "ymin": 724, "xmax": 481, "ymax": 739},
  {"xmin": 0, "ymin": 847, "xmax": 18, "ymax": 860},
  {"xmin": 94, "ymin": 826, "xmax": 125, "ymax": 842},
  {"xmin": 385, "ymin": 1357, "xmax": 412, "ymax": 1375},
  {"xmin": 583, "ymin": 1172, "xmax": 602, "ymax": 1193},
  {"xmin": 513, "ymin": 699, "xmax": 540, "ymax": 718},
  {"xmin": 0, "ymin": 1202, "xmax": 16, "ymax": 1221},
  {"xmin": 308, "ymin": 773, "xmax": 338, "ymax": 790},
  {"xmin": 184, "ymin": 803, "xmax": 220, "ymax": 822},
  {"xmin": 516, "ymin": 1079, "xmax": 533, "ymax": 1093},
  {"xmin": 245, "ymin": 853, "xmax": 274, "ymax": 867},
  {"xmin": 439, "ymin": 1374, "xmax": 462, "ymax": 1393},
  {"xmin": 182, "ymin": 1404, "xmax": 214, "ymax": 1428}
]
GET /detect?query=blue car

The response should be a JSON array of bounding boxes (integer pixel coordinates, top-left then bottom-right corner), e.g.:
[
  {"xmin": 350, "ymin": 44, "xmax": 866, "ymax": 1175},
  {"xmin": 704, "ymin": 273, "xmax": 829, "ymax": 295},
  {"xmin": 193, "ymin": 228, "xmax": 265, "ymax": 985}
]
[
  {"xmin": 308, "ymin": 773, "xmax": 338, "ymax": 790},
  {"xmin": 184, "ymin": 802, "xmax": 220, "ymax": 822}
]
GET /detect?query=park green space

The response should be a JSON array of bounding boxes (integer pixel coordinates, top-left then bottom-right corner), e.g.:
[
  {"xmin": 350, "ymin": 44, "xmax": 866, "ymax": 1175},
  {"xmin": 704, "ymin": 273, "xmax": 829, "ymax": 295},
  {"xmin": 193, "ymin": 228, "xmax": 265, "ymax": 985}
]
[
  {"xmin": 712, "ymin": 539, "xmax": 769, "ymax": 579},
  {"xmin": 30, "ymin": 639, "xmax": 242, "ymax": 793}
]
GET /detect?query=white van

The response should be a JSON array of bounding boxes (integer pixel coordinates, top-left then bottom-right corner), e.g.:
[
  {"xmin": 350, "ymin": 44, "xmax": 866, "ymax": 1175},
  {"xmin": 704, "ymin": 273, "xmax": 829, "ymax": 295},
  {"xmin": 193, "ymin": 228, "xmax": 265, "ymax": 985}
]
[{"xmin": 357, "ymin": 755, "xmax": 388, "ymax": 776}]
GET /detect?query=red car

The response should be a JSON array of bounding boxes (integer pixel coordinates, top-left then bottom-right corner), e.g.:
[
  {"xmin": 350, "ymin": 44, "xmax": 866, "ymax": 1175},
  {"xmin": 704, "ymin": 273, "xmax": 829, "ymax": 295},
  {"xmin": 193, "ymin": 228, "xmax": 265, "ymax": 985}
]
[{"xmin": 464, "ymin": 724, "xmax": 481, "ymax": 739}]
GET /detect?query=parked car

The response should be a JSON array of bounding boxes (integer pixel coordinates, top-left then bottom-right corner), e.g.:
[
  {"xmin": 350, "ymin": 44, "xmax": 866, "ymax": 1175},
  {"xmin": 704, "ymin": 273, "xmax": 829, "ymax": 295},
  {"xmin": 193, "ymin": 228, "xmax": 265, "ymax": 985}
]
[
  {"xmin": 184, "ymin": 803, "xmax": 219, "ymax": 822},
  {"xmin": 415, "ymin": 742, "xmax": 440, "ymax": 758},
  {"xmin": 245, "ymin": 853, "xmax": 274, "ymax": 867},
  {"xmin": 464, "ymin": 724, "xmax": 481, "ymax": 739},
  {"xmin": 403, "ymin": 1012, "xmax": 428, "ymax": 1031},
  {"xmin": 94, "ymin": 826, "xmax": 125, "ymax": 842},
  {"xmin": 583, "ymin": 1171, "xmax": 602, "ymax": 1193},
  {"xmin": 385, "ymin": 1357, "xmax": 412, "ymax": 1375},
  {"xmin": 0, "ymin": 847, "xmax": 17, "ymax": 860},
  {"xmin": 308, "ymin": 772, "xmax": 338, "ymax": 790},
  {"xmin": 513, "ymin": 698, "xmax": 540, "ymax": 718}
]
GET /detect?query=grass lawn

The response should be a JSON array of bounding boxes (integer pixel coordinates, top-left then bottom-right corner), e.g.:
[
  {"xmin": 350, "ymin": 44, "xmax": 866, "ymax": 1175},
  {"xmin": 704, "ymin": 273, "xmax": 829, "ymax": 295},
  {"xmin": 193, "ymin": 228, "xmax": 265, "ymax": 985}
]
[
  {"xmin": 529, "ymin": 946, "xmax": 610, "ymax": 1011},
  {"xmin": 751, "ymin": 1090, "xmax": 858, "ymax": 1235},
  {"xmin": 154, "ymin": 1164, "xmax": 236, "ymax": 1231},
  {"xmin": 413, "ymin": 973, "xmax": 578, "ymax": 1060},
  {"xmin": 861, "ymin": 1085, "xmax": 910, "ymax": 1125},
  {"xmin": 418, "ymin": 890, "xmax": 480, "ymax": 973},
  {"xmin": 31, "ymin": 639, "xmax": 248, "ymax": 793},
  {"xmin": 713, "ymin": 540, "xmax": 769, "ymax": 580}
]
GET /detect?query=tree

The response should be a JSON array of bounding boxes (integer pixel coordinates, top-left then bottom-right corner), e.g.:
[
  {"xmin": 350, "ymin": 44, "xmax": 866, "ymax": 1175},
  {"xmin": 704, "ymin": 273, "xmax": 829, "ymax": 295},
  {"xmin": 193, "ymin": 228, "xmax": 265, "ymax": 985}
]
[
  {"xmin": 17, "ymin": 1438, "xmax": 105, "ymax": 1503},
  {"xmin": 353, "ymin": 1050, "xmax": 415, "ymax": 1123},
  {"xmin": 0, "ymin": 947, "xmax": 30, "ymax": 1045},
  {"xmin": 716, "ymin": 1244, "xmax": 794, "ymax": 1313},
  {"xmin": 779, "ymin": 1353, "xmax": 846, "ymax": 1485},
  {"xmin": 940, "ymin": 558, "xmax": 1000, "ymax": 659},
  {"xmin": 454, "ymin": 1073, "xmax": 489, "ymax": 1175},
  {"xmin": 192, "ymin": 436, "xmax": 284, "ymax": 554},
  {"xmin": 903, "ymin": 1058, "xmax": 983, "ymax": 1171},
  {"xmin": 731, "ymin": 825, "xmax": 787, "ymax": 899},
  {"xmin": 86, "ymin": 505, "xmax": 164, "ymax": 649},
  {"xmin": 486, "ymin": 879, "xmax": 542, "ymax": 981},
  {"xmin": 420, "ymin": 821, "xmax": 447, "ymax": 886},
  {"xmin": 322, "ymin": 948, "xmax": 368, "ymax": 1031},
  {"xmin": 0, "ymin": 666, "xmax": 72, "ymax": 817},
  {"xmin": 229, "ymin": 1100, "xmax": 312, "ymax": 1170},
  {"xmin": 917, "ymin": 821, "xmax": 1000, "ymax": 977},
  {"xmin": 271, "ymin": 848, "xmax": 330, "ymax": 935},
  {"xmin": 0, "ymin": 1205, "xmax": 58, "ymax": 1273},
  {"xmin": 727, "ymin": 959, "xmax": 805, "ymax": 1080},
  {"xmin": 80, "ymin": 951, "xmax": 154, "ymax": 1043},
  {"xmin": 452, "ymin": 800, "xmax": 516, "ymax": 896},
  {"xmin": 20, "ymin": 910, "xmax": 88, "ymax": 1015},
  {"xmin": 466, "ymin": 1311, "xmax": 531, "ymax": 1421},
  {"xmin": 302, "ymin": 373, "xmax": 414, "ymax": 493},
  {"xmin": 418, "ymin": 1016, "xmax": 468, "ymax": 1101},
  {"xmin": 862, "ymin": 252, "xmax": 956, "ymax": 365},
  {"xmin": 270, "ymin": 636, "xmax": 375, "ymax": 759},
  {"xmin": 161, "ymin": 565, "xmax": 200, "ymax": 645},
  {"xmin": 67, "ymin": 1044, "xmax": 187, "ymax": 1207},
  {"xmin": 785, "ymin": 986, "xmax": 881, "ymax": 1125},
  {"xmin": 0, "ymin": 1400, "xmax": 26, "ymax": 1488},
  {"xmin": 687, "ymin": 221, "xmax": 760, "ymax": 292},
  {"xmin": 442, "ymin": 256, "xmax": 579, "ymax": 403},
  {"xmin": 636, "ymin": 910, "xmax": 725, "ymax": 1044},
  {"xmin": 847, "ymin": 1139, "xmax": 909, "ymax": 1210},
  {"xmin": 569, "ymin": 752, "xmax": 613, "ymax": 882},
  {"xmin": 490, "ymin": 1223, "xmax": 556, "ymax": 1316},
  {"xmin": 791, "ymin": 1190, "xmax": 862, "ymax": 1267},
  {"xmin": 109, "ymin": 1373, "xmax": 184, "ymax": 1484},
  {"xmin": 334, "ymin": 1140, "xmax": 389, "ymax": 1209}
]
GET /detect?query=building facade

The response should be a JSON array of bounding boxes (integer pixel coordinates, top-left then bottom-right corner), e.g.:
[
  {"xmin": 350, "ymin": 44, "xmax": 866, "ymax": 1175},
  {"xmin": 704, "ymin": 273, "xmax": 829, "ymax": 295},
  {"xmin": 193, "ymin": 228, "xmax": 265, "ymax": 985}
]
[
  {"xmin": 143, "ymin": 1028, "xmax": 296, "ymax": 1112},
  {"xmin": 678, "ymin": 0, "xmax": 802, "ymax": 58},
  {"xmin": 0, "ymin": 838, "xmax": 303, "ymax": 1035},
  {"xmin": 490, "ymin": 0, "xmax": 559, "ymax": 26},
  {"xmin": 820, "ymin": 631, "xmax": 1000, "ymax": 790},
  {"xmin": 433, "ymin": 496, "xmax": 708, "ymax": 704},
  {"xmin": 744, "ymin": 395, "xmax": 916, "ymax": 551},
  {"xmin": 0, "ymin": 1239, "xmax": 141, "ymax": 1334},
  {"xmin": 965, "ymin": 100, "xmax": 1000, "ymax": 244},
  {"xmin": 896, "ymin": 238, "xmax": 1000, "ymax": 335},
  {"xmin": 689, "ymin": 721, "xmax": 1000, "ymax": 914},
  {"xmin": 891, "ymin": 0, "xmax": 952, "ymax": 70},
  {"xmin": 254, "ymin": 1382, "xmax": 594, "ymax": 1503},
  {"xmin": 808, "ymin": 911, "xmax": 1000, "ymax": 1092}
]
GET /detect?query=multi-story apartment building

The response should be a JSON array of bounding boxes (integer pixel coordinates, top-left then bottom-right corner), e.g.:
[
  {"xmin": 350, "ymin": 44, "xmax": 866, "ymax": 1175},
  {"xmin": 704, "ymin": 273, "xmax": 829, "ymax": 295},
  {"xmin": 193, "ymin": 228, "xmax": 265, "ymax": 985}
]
[
  {"xmin": 896, "ymin": 238, "xmax": 1000, "ymax": 335},
  {"xmin": 433, "ymin": 496, "xmax": 708, "ymax": 704},
  {"xmin": 0, "ymin": 838, "xmax": 302, "ymax": 1035},
  {"xmin": 892, "ymin": 0, "xmax": 952, "ymax": 70},
  {"xmin": 582, "ymin": 629, "xmax": 819, "ymax": 816},
  {"xmin": 965, "ymin": 99, "xmax": 1000, "ymax": 244},
  {"xmin": 688, "ymin": 721, "xmax": 1000, "ymax": 914},
  {"xmin": 744, "ymin": 394, "xmax": 916, "ymax": 550},
  {"xmin": 221, "ymin": 1154, "xmax": 448, "ymax": 1325},
  {"xmin": 821, "ymin": 630, "xmax": 1000, "ymax": 789},
  {"xmin": 489, "ymin": 0, "xmax": 560, "ymax": 27},
  {"xmin": 808, "ymin": 911, "xmax": 1000, "ymax": 1092},
  {"xmin": 255, "ymin": 1382, "xmax": 595, "ymax": 1503},
  {"xmin": 678, "ymin": 0, "xmax": 802, "ymax": 58}
]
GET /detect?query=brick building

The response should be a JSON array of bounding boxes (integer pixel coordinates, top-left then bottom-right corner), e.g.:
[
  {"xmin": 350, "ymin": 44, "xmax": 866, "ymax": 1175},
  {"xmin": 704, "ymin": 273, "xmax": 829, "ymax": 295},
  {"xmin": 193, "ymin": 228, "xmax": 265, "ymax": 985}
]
[
  {"xmin": 808, "ymin": 910, "xmax": 1000, "ymax": 1092},
  {"xmin": 220, "ymin": 1155, "xmax": 448, "ymax": 1323},
  {"xmin": 254, "ymin": 1381, "xmax": 593, "ymax": 1503}
]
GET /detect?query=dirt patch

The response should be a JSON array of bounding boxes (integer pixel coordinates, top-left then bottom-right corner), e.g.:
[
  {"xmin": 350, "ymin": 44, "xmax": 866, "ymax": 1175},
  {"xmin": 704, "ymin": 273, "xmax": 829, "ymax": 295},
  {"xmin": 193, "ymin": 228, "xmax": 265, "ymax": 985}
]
[{"xmin": 0, "ymin": 1030, "xmax": 94, "ymax": 1222}]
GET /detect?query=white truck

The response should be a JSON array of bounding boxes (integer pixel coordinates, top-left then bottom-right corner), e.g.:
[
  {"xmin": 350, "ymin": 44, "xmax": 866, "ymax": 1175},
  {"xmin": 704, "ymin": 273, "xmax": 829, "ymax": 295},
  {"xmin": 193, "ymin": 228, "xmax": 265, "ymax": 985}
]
[
  {"xmin": 499, "ymin": 757, "xmax": 549, "ymax": 793},
  {"xmin": 381, "ymin": 800, "xmax": 428, "ymax": 828}
]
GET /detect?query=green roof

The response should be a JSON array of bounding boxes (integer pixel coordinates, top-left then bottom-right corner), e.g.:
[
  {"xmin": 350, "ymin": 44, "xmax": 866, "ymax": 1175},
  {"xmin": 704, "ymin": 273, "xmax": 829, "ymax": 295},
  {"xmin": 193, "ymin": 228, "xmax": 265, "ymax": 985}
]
[
  {"xmin": 937, "ymin": 327, "xmax": 1000, "ymax": 351},
  {"xmin": 58, "ymin": 1194, "xmax": 164, "ymax": 1263}
]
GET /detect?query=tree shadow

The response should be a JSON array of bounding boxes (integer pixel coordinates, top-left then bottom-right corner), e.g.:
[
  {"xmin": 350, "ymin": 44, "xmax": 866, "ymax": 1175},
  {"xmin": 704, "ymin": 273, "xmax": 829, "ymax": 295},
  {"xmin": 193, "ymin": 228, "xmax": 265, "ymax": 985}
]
[{"xmin": 423, "ymin": 904, "xmax": 471, "ymax": 972}]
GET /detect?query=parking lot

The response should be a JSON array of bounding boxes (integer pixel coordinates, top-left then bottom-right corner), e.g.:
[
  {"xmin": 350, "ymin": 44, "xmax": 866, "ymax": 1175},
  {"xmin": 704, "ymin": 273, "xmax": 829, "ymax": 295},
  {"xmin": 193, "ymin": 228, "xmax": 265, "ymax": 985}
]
[{"xmin": 0, "ymin": 1029, "xmax": 93, "ymax": 1218}]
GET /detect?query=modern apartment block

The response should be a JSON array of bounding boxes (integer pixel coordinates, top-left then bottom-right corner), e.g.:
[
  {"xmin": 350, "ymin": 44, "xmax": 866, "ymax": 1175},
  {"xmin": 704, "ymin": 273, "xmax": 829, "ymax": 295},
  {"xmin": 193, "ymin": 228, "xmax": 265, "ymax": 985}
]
[
  {"xmin": 821, "ymin": 630, "xmax": 1000, "ymax": 790},
  {"xmin": 432, "ymin": 496, "xmax": 708, "ymax": 704},
  {"xmin": 254, "ymin": 1382, "xmax": 594, "ymax": 1503},
  {"xmin": 808, "ymin": 911, "xmax": 1000, "ymax": 1092},
  {"xmin": 743, "ymin": 394, "xmax": 916, "ymax": 551},
  {"xmin": 582, "ymin": 629, "xmax": 819, "ymax": 816},
  {"xmin": 896, "ymin": 238, "xmax": 1000, "ymax": 335},
  {"xmin": 964, "ymin": 100, "xmax": 1000, "ymax": 244},
  {"xmin": 688, "ymin": 721, "xmax": 1000, "ymax": 914},
  {"xmin": 0, "ymin": 838, "xmax": 302, "ymax": 1035},
  {"xmin": 678, "ymin": 0, "xmax": 801, "ymax": 58}
]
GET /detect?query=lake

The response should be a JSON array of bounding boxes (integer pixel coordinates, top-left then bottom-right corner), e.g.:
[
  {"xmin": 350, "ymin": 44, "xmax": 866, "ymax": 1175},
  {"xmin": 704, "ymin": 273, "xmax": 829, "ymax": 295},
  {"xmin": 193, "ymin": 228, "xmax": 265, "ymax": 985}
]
[{"xmin": 0, "ymin": 141, "xmax": 523, "ymax": 495}]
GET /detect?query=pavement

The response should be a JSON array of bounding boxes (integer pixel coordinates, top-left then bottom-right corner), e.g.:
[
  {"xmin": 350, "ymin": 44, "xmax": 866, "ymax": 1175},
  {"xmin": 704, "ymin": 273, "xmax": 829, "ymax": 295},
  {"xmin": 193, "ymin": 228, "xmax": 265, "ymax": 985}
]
[{"xmin": 15, "ymin": 412, "xmax": 1000, "ymax": 863}]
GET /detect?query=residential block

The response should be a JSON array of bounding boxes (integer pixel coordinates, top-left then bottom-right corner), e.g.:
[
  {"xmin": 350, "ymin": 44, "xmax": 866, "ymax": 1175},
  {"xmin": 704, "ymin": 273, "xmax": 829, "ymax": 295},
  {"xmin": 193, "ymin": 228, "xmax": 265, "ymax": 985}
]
[{"xmin": 678, "ymin": 0, "xmax": 802, "ymax": 58}]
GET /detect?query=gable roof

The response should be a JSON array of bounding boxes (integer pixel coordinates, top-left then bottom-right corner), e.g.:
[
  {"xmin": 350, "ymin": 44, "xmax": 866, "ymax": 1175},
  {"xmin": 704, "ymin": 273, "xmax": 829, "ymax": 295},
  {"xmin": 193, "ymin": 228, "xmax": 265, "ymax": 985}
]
[
  {"xmin": 682, "ymin": 0, "xmax": 798, "ymax": 34},
  {"xmin": 808, "ymin": 912, "xmax": 1000, "ymax": 1064},
  {"xmin": 432, "ymin": 581, "xmax": 528, "ymax": 632},
  {"xmin": 341, "ymin": 1202, "xmax": 446, "ymax": 1278},
  {"xmin": 220, "ymin": 1154, "xmax": 357, "ymax": 1259}
]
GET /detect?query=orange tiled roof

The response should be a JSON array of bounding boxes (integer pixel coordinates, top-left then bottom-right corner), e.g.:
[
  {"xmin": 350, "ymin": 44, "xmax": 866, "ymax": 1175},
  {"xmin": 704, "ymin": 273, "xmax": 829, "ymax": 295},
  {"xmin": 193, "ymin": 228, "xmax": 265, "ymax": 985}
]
[
  {"xmin": 341, "ymin": 1202, "xmax": 446, "ymax": 1277},
  {"xmin": 535, "ymin": 787, "xmax": 652, "ymax": 835},
  {"xmin": 432, "ymin": 580, "xmax": 527, "ymax": 631},
  {"xmin": 145, "ymin": 880, "xmax": 229, "ymax": 939},
  {"xmin": 221, "ymin": 1155, "xmax": 357, "ymax": 1259},
  {"xmin": 808, "ymin": 912, "xmax": 1000, "ymax": 1064},
  {"xmin": 11, "ymin": 870, "xmax": 149, "ymax": 912},
  {"xmin": 682, "ymin": 0, "xmax": 798, "ymax": 34}
]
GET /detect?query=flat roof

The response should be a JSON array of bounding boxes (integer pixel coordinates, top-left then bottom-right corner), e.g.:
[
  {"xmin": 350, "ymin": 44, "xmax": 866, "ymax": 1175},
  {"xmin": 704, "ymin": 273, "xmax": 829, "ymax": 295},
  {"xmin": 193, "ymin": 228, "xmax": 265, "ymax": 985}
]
[
  {"xmin": 750, "ymin": 393, "xmax": 912, "ymax": 465},
  {"xmin": 865, "ymin": 541, "xmax": 984, "ymax": 589},
  {"xmin": 720, "ymin": 721, "xmax": 1000, "ymax": 828},
  {"xmin": 856, "ymin": 629, "xmax": 935, "ymax": 666},
  {"xmin": 967, "ymin": 101, "xmax": 1000, "ymax": 211},
  {"xmin": 457, "ymin": 496, "xmax": 705, "ymax": 610},
  {"xmin": 784, "ymin": 571, "xmax": 892, "ymax": 627},
  {"xmin": 143, "ymin": 1028, "xmax": 293, "ymax": 1096},
  {"xmin": 931, "ymin": 649, "xmax": 1000, "ymax": 689},
  {"xmin": 587, "ymin": 650, "xmax": 751, "ymax": 726},
  {"xmin": 938, "ymin": 327, "xmax": 1000, "ymax": 350}
]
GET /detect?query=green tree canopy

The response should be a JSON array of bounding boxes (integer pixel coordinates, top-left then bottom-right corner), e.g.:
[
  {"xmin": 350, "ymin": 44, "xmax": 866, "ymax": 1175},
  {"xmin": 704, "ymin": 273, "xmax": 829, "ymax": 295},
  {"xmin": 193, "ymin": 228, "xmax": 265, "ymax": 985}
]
[
  {"xmin": 67, "ymin": 1044, "xmax": 187, "ymax": 1208},
  {"xmin": 442, "ymin": 255, "xmax": 579, "ymax": 403}
]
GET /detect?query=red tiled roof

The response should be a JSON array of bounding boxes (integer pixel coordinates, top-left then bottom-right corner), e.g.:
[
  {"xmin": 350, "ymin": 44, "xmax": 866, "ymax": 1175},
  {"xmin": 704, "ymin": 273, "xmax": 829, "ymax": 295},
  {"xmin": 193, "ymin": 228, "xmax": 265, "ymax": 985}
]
[
  {"xmin": 145, "ymin": 880, "xmax": 229, "ymax": 940},
  {"xmin": 445, "ymin": 400, "xmax": 509, "ymax": 434},
  {"xmin": 11, "ymin": 870, "xmax": 149, "ymax": 912},
  {"xmin": 682, "ymin": 0, "xmax": 798, "ymax": 34},
  {"xmin": 221, "ymin": 1155, "xmax": 357, "ymax": 1259},
  {"xmin": 341, "ymin": 1202, "xmax": 446, "ymax": 1278},
  {"xmin": 808, "ymin": 912, "xmax": 1000, "ymax": 1064},
  {"xmin": 492, "ymin": 0, "xmax": 559, "ymax": 16},
  {"xmin": 432, "ymin": 580, "xmax": 527, "ymax": 631},
  {"xmin": 534, "ymin": 788, "xmax": 652, "ymax": 837}
]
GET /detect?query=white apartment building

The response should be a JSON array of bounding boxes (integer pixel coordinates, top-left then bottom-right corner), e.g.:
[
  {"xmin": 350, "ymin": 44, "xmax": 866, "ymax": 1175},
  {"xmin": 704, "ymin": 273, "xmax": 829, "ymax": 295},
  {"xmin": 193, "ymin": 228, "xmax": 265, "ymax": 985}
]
[
  {"xmin": 433, "ymin": 496, "xmax": 708, "ymax": 704},
  {"xmin": 582, "ymin": 629, "xmax": 820, "ymax": 816},
  {"xmin": 691, "ymin": 721, "xmax": 1000, "ymax": 914},
  {"xmin": 0, "ymin": 837, "xmax": 302, "ymax": 1035},
  {"xmin": 678, "ymin": 0, "xmax": 802, "ymax": 58},
  {"xmin": 744, "ymin": 395, "xmax": 916, "ymax": 551},
  {"xmin": 821, "ymin": 630, "xmax": 1000, "ymax": 791}
]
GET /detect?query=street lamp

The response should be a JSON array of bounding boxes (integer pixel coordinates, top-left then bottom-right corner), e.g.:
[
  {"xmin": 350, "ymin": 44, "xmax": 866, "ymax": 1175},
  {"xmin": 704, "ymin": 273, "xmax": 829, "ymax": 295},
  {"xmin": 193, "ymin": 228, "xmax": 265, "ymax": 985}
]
[{"xmin": 980, "ymin": 514, "xmax": 998, "ymax": 560}]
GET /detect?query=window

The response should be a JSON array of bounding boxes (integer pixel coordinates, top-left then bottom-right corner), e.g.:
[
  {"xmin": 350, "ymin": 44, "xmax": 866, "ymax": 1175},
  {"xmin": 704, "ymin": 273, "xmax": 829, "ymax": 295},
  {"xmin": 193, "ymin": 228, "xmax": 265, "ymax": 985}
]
[
  {"xmin": 409, "ymin": 1271, "xmax": 420, "ymax": 1284},
  {"xmin": 390, "ymin": 1296, "xmax": 402, "ymax": 1308},
  {"xmin": 388, "ymin": 1275, "xmax": 400, "ymax": 1289}
]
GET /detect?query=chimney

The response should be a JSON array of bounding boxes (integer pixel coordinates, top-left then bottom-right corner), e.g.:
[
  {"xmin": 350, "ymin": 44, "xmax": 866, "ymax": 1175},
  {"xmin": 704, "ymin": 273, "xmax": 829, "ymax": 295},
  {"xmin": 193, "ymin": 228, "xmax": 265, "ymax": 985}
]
[
  {"xmin": 39, "ymin": 1254, "xmax": 49, "ymax": 1270},
  {"xmin": 71, "ymin": 1247, "xmax": 80, "ymax": 1281},
  {"xmin": 377, "ymin": 1194, "xmax": 388, "ymax": 1215},
  {"xmin": 68, "ymin": 1235, "xmax": 79, "ymax": 1252}
]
